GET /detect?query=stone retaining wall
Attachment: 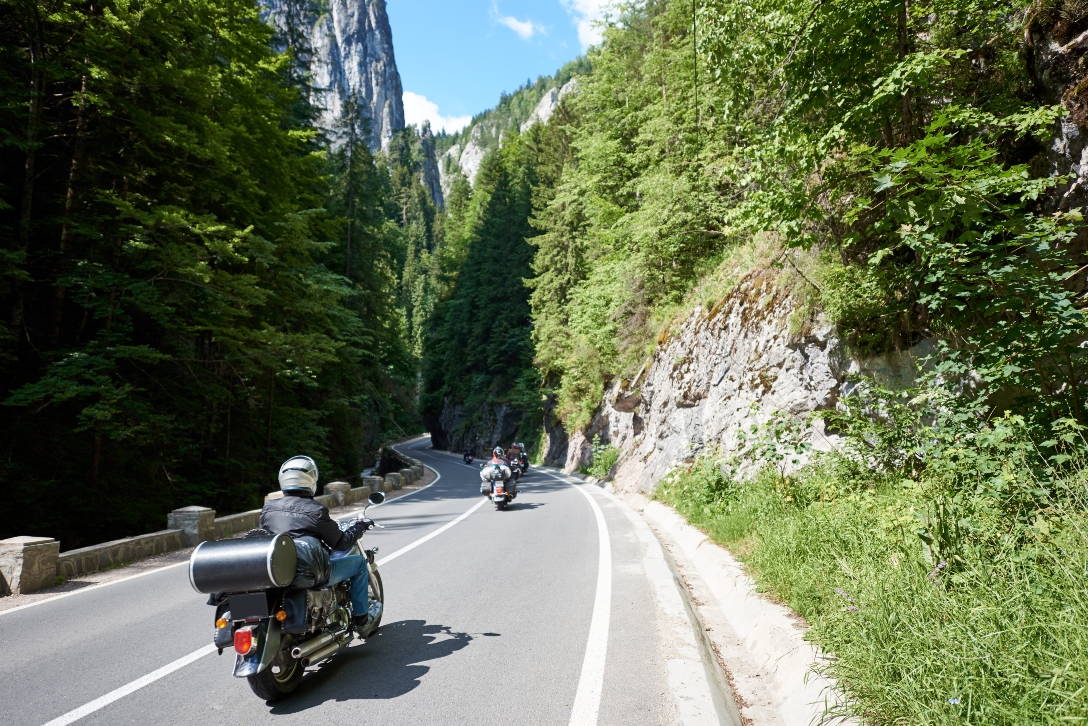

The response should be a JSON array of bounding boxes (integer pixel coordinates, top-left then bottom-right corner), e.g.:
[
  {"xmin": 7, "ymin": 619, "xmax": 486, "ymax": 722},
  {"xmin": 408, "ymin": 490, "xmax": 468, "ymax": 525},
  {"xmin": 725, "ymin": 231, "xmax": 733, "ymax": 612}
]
[
  {"xmin": 213, "ymin": 511, "xmax": 261, "ymax": 540},
  {"xmin": 1, "ymin": 451, "xmax": 418, "ymax": 594},
  {"xmin": 57, "ymin": 529, "xmax": 187, "ymax": 579}
]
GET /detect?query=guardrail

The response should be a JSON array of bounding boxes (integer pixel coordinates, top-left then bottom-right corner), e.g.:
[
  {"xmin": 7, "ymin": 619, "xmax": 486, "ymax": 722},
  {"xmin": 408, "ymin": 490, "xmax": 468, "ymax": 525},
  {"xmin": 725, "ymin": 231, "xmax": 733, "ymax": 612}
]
[{"xmin": 0, "ymin": 446, "xmax": 430, "ymax": 595}]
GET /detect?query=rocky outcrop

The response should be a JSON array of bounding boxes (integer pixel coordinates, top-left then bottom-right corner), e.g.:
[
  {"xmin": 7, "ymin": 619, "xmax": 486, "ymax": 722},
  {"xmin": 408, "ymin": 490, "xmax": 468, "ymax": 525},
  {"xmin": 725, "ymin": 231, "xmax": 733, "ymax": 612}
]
[
  {"xmin": 419, "ymin": 121, "xmax": 443, "ymax": 210},
  {"xmin": 455, "ymin": 123, "xmax": 489, "ymax": 186},
  {"xmin": 426, "ymin": 398, "xmax": 524, "ymax": 455},
  {"xmin": 260, "ymin": 0, "xmax": 404, "ymax": 151},
  {"xmin": 565, "ymin": 273, "xmax": 921, "ymax": 491},
  {"xmin": 519, "ymin": 78, "xmax": 579, "ymax": 132}
]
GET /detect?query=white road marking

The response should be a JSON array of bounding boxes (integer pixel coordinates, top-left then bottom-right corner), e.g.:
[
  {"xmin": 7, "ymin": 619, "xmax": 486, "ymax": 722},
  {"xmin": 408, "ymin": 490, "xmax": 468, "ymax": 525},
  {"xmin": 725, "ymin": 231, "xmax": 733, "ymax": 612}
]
[
  {"xmin": 0, "ymin": 562, "xmax": 188, "ymax": 618},
  {"xmin": 376, "ymin": 496, "xmax": 487, "ymax": 566},
  {"xmin": 30, "ymin": 488, "xmax": 484, "ymax": 726},
  {"xmin": 567, "ymin": 482, "xmax": 613, "ymax": 726},
  {"xmin": 40, "ymin": 644, "xmax": 218, "ymax": 726}
]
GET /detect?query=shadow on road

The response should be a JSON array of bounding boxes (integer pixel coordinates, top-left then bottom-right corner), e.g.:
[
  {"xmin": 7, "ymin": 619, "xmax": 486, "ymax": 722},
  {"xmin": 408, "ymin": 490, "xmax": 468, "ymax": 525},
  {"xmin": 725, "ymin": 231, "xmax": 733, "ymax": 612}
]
[{"xmin": 268, "ymin": 619, "xmax": 473, "ymax": 711}]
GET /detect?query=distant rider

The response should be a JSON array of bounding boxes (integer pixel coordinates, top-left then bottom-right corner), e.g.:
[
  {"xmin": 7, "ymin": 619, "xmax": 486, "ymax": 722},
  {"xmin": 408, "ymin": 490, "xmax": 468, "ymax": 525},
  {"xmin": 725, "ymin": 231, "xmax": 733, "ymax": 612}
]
[{"xmin": 260, "ymin": 455, "xmax": 376, "ymax": 634}]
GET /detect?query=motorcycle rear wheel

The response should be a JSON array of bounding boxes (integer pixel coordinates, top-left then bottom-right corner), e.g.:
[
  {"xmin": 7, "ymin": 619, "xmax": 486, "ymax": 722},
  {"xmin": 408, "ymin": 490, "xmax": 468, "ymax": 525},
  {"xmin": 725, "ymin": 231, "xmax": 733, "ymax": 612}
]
[{"xmin": 247, "ymin": 649, "xmax": 303, "ymax": 701}]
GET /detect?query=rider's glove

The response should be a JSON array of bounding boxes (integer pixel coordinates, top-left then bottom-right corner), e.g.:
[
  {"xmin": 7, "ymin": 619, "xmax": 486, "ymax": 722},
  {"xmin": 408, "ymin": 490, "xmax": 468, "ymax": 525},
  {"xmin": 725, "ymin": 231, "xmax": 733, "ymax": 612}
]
[{"xmin": 359, "ymin": 518, "xmax": 375, "ymax": 530}]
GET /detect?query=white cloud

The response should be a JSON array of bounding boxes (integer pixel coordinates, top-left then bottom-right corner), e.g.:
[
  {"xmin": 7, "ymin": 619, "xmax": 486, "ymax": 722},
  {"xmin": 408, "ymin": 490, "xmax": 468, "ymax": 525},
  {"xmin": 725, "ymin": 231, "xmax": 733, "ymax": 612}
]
[
  {"xmin": 403, "ymin": 92, "xmax": 472, "ymax": 134},
  {"xmin": 561, "ymin": 0, "xmax": 615, "ymax": 50},
  {"xmin": 489, "ymin": 3, "xmax": 545, "ymax": 41},
  {"xmin": 497, "ymin": 14, "xmax": 542, "ymax": 40}
]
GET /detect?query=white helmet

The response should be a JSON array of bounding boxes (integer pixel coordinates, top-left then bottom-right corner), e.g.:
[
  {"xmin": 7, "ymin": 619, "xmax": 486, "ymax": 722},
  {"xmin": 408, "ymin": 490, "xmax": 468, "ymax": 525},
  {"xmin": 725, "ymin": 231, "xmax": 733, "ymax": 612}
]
[{"xmin": 278, "ymin": 455, "xmax": 319, "ymax": 494}]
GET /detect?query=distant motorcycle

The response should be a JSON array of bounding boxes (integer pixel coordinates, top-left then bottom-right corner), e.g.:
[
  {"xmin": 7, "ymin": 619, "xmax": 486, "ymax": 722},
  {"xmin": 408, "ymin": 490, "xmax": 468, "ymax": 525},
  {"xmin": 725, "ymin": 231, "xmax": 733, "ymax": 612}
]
[
  {"xmin": 190, "ymin": 491, "xmax": 387, "ymax": 701},
  {"xmin": 463, "ymin": 450, "xmax": 473, "ymax": 465}
]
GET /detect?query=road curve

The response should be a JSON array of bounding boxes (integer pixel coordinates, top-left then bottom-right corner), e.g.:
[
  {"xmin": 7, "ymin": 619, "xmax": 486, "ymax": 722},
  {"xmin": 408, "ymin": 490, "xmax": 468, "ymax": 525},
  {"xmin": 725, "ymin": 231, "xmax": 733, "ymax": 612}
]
[{"xmin": 0, "ymin": 437, "xmax": 716, "ymax": 725}]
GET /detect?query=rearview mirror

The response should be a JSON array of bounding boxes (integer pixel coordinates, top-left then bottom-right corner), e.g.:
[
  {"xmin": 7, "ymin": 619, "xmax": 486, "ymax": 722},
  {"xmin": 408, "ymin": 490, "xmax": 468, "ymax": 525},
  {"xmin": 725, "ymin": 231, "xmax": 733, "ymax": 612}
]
[{"xmin": 368, "ymin": 491, "xmax": 386, "ymax": 505}]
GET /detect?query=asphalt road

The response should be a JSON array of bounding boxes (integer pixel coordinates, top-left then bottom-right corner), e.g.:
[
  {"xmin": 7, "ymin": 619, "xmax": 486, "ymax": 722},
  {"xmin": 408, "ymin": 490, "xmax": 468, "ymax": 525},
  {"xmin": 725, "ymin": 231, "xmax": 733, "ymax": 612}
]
[{"xmin": 0, "ymin": 437, "xmax": 717, "ymax": 725}]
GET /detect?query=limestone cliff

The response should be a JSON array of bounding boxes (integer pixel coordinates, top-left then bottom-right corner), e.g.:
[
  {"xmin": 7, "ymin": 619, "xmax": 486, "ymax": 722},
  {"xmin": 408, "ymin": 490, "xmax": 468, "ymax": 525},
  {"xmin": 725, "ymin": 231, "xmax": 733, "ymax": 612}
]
[
  {"xmin": 260, "ymin": 0, "xmax": 404, "ymax": 151},
  {"xmin": 560, "ymin": 273, "xmax": 922, "ymax": 487}
]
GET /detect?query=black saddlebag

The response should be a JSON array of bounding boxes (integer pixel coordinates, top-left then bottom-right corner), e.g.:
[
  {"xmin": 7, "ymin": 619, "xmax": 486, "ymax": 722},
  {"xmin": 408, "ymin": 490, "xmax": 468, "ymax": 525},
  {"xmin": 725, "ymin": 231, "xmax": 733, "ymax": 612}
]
[
  {"xmin": 289, "ymin": 536, "xmax": 330, "ymax": 589},
  {"xmin": 188, "ymin": 534, "xmax": 297, "ymax": 594}
]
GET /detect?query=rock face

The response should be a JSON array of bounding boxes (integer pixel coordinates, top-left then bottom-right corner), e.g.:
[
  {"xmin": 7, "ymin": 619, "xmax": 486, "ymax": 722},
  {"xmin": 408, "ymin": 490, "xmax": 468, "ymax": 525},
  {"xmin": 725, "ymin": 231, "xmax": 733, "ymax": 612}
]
[
  {"xmin": 519, "ymin": 78, "xmax": 579, "ymax": 132},
  {"xmin": 426, "ymin": 398, "xmax": 524, "ymax": 455},
  {"xmin": 454, "ymin": 123, "xmax": 488, "ymax": 186},
  {"xmin": 565, "ymin": 273, "xmax": 921, "ymax": 492},
  {"xmin": 260, "ymin": 0, "xmax": 404, "ymax": 151}
]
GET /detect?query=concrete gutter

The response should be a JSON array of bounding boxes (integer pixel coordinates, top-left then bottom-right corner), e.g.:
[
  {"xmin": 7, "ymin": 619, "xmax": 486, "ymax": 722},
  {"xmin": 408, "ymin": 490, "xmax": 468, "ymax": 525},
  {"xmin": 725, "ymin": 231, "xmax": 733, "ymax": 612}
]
[{"xmin": 615, "ymin": 491, "xmax": 857, "ymax": 726}]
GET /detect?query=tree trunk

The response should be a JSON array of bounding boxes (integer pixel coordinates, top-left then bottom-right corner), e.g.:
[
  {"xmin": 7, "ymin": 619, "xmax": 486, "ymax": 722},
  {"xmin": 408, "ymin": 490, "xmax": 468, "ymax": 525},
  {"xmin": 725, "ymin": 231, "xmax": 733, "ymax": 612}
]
[
  {"xmin": 11, "ymin": 12, "xmax": 47, "ymax": 345},
  {"xmin": 50, "ymin": 72, "xmax": 90, "ymax": 344},
  {"xmin": 897, "ymin": 0, "xmax": 914, "ymax": 142}
]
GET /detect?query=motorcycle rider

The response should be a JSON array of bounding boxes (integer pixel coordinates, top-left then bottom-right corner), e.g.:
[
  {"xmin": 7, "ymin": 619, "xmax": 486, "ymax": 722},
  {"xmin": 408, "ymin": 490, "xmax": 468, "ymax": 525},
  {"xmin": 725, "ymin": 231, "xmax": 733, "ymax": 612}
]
[
  {"xmin": 260, "ymin": 455, "xmax": 376, "ymax": 633},
  {"xmin": 505, "ymin": 442, "xmax": 520, "ymax": 464},
  {"xmin": 480, "ymin": 446, "xmax": 512, "ymax": 495}
]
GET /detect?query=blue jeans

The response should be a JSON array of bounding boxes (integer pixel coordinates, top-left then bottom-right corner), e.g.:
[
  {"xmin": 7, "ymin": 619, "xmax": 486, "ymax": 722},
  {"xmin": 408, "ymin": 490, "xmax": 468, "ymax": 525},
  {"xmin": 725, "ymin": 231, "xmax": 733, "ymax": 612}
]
[{"xmin": 328, "ymin": 554, "xmax": 369, "ymax": 617}]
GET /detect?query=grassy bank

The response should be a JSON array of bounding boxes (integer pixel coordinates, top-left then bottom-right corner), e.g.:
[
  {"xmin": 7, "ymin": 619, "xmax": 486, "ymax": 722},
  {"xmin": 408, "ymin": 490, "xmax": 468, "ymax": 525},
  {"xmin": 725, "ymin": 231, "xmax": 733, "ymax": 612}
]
[{"xmin": 656, "ymin": 422, "xmax": 1088, "ymax": 724}]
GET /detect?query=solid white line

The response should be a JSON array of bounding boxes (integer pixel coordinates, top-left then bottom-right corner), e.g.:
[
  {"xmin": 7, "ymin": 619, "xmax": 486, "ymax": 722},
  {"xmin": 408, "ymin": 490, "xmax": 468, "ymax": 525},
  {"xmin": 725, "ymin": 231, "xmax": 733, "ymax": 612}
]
[
  {"xmin": 0, "ymin": 562, "xmax": 188, "ymax": 618},
  {"xmin": 568, "ymin": 482, "xmax": 612, "ymax": 726},
  {"xmin": 376, "ymin": 496, "xmax": 487, "ymax": 566},
  {"xmin": 40, "ymin": 644, "xmax": 218, "ymax": 726}
]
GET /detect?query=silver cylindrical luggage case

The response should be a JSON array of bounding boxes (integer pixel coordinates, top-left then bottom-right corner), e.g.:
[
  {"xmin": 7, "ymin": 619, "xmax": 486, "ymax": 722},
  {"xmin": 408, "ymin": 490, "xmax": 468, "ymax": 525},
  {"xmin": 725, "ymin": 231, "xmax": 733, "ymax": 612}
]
[{"xmin": 188, "ymin": 533, "xmax": 297, "ymax": 594}]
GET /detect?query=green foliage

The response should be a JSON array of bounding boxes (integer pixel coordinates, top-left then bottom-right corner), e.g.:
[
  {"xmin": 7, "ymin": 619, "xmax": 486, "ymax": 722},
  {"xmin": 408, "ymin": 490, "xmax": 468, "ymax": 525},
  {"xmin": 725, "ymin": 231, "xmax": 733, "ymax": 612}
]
[
  {"xmin": 657, "ymin": 405, "xmax": 1088, "ymax": 722},
  {"xmin": 519, "ymin": 0, "xmax": 1087, "ymax": 433},
  {"xmin": 420, "ymin": 133, "xmax": 541, "ymax": 444},
  {"xmin": 584, "ymin": 434, "xmax": 620, "ymax": 479},
  {"xmin": 0, "ymin": 0, "xmax": 416, "ymax": 547}
]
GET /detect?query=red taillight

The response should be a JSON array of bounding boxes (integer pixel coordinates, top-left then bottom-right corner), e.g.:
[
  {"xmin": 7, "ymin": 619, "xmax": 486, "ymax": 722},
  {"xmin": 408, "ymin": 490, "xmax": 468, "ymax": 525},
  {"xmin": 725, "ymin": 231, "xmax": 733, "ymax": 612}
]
[{"xmin": 234, "ymin": 628, "xmax": 254, "ymax": 655}]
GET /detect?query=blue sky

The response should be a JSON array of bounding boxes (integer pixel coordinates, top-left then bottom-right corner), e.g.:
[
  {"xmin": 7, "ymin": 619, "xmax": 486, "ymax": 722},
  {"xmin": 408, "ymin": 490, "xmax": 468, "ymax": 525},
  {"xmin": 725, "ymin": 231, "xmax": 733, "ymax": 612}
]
[{"xmin": 387, "ymin": 0, "xmax": 611, "ymax": 134}]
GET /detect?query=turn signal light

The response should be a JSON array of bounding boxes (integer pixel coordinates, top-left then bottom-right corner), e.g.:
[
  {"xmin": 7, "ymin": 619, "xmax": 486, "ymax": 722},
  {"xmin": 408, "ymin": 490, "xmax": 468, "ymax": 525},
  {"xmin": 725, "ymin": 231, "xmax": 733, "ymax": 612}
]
[
  {"xmin": 275, "ymin": 610, "xmax": 287, "ymax": 622},
  {"xmin": 215, "ymin": 618, "xmax": 228, "ymax": 630},
  {"xmin": 233, "ymin": 628, "xmax": 254, "ymax": 655}
]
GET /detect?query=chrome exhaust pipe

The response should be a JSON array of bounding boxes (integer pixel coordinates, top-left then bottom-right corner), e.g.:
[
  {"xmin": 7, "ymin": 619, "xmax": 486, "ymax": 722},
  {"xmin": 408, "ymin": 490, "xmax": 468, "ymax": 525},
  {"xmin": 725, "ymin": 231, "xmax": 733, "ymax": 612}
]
[
  {"xmin": 291, "ymin": 632, "xmax": 335, "ymax": 660},
  {"xmin": 301, "ymin": 640, "xmax": 340, "ymax": 666}
]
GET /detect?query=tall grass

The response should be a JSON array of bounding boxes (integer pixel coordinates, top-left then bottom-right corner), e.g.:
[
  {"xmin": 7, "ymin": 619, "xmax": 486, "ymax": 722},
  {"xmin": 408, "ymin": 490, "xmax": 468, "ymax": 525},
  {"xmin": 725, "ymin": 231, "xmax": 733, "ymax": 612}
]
[{"xmin": 657, "ymin": 449, "xmax": 1088, "ymax": 723}]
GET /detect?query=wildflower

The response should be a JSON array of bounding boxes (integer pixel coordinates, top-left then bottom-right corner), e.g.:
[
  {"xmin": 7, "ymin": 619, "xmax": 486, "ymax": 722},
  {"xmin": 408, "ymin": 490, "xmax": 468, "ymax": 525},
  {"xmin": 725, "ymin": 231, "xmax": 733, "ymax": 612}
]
[
  {"xmin": 928, "ymin": 561, "xmax": 948, "ymax": 581},
  {"xmin": 833, "ymin": 587, "xmax": 857, "ymax": 603},
  {"xmin": 949, "ymin": 697, "xmax": 960, "ymax": 706}
]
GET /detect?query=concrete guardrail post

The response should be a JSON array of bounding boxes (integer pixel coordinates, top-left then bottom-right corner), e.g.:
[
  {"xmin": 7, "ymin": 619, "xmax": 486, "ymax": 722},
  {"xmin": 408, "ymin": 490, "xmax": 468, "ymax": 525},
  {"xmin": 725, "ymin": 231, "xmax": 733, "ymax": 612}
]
[
  {"xmin": 399, "ymin": 467, "xmax": 414, "ymax": 485},
  {"xmin": 324, "ymin": 481, "xmax": 350, "ymax": 507},
  {"xmin": 167, "ymin": 506, "xmax": 216, "ymax": 547},
  {"xmin": 413, "ymin": 464, "xmax": 424, "ymax": 480},
  {"xmin": 0, "ymin": 536, "xmax": 59, "ymax": 595},
  {"xmin": 384, "ymin": 472, "xmax": 401, "ymax": 491},
  {"xmin": 363, "ymin": 476, "xmax": 384, "ymax": 496}
]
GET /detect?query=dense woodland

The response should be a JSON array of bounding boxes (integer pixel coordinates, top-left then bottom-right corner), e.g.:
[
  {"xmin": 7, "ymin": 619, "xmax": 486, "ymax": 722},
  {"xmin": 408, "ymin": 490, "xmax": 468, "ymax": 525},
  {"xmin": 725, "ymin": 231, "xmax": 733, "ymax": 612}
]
[{"xmin": 0, "ymin": 0, "xmax": 431, "ymax": 547}]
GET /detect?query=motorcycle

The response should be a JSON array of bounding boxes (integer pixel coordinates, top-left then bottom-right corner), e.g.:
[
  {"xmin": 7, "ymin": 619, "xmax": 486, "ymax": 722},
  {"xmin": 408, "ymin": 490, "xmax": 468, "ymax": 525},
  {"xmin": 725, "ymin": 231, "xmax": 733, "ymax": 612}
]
[
  {"xmin": 463, "ymin": 450, "xmax": 473, "ymax": 465},
  {"xmin": 518, "ymin": 451, "xmax": 529, "ymax": 475},
  {"xmin": 480, "ymin": 460, "xmax": 516, "ymax": 509},
  {"xmin": 189, "ymin": 491, "xmax": 388, "ymax": 701}
]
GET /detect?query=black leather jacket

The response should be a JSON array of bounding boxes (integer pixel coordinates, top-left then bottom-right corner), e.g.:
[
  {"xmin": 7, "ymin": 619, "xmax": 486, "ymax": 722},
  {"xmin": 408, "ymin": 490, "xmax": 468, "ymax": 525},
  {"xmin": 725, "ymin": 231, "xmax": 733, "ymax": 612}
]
[{"xmin": 260, "ymin": 491, "xmax": 367, "ymax": 552}]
